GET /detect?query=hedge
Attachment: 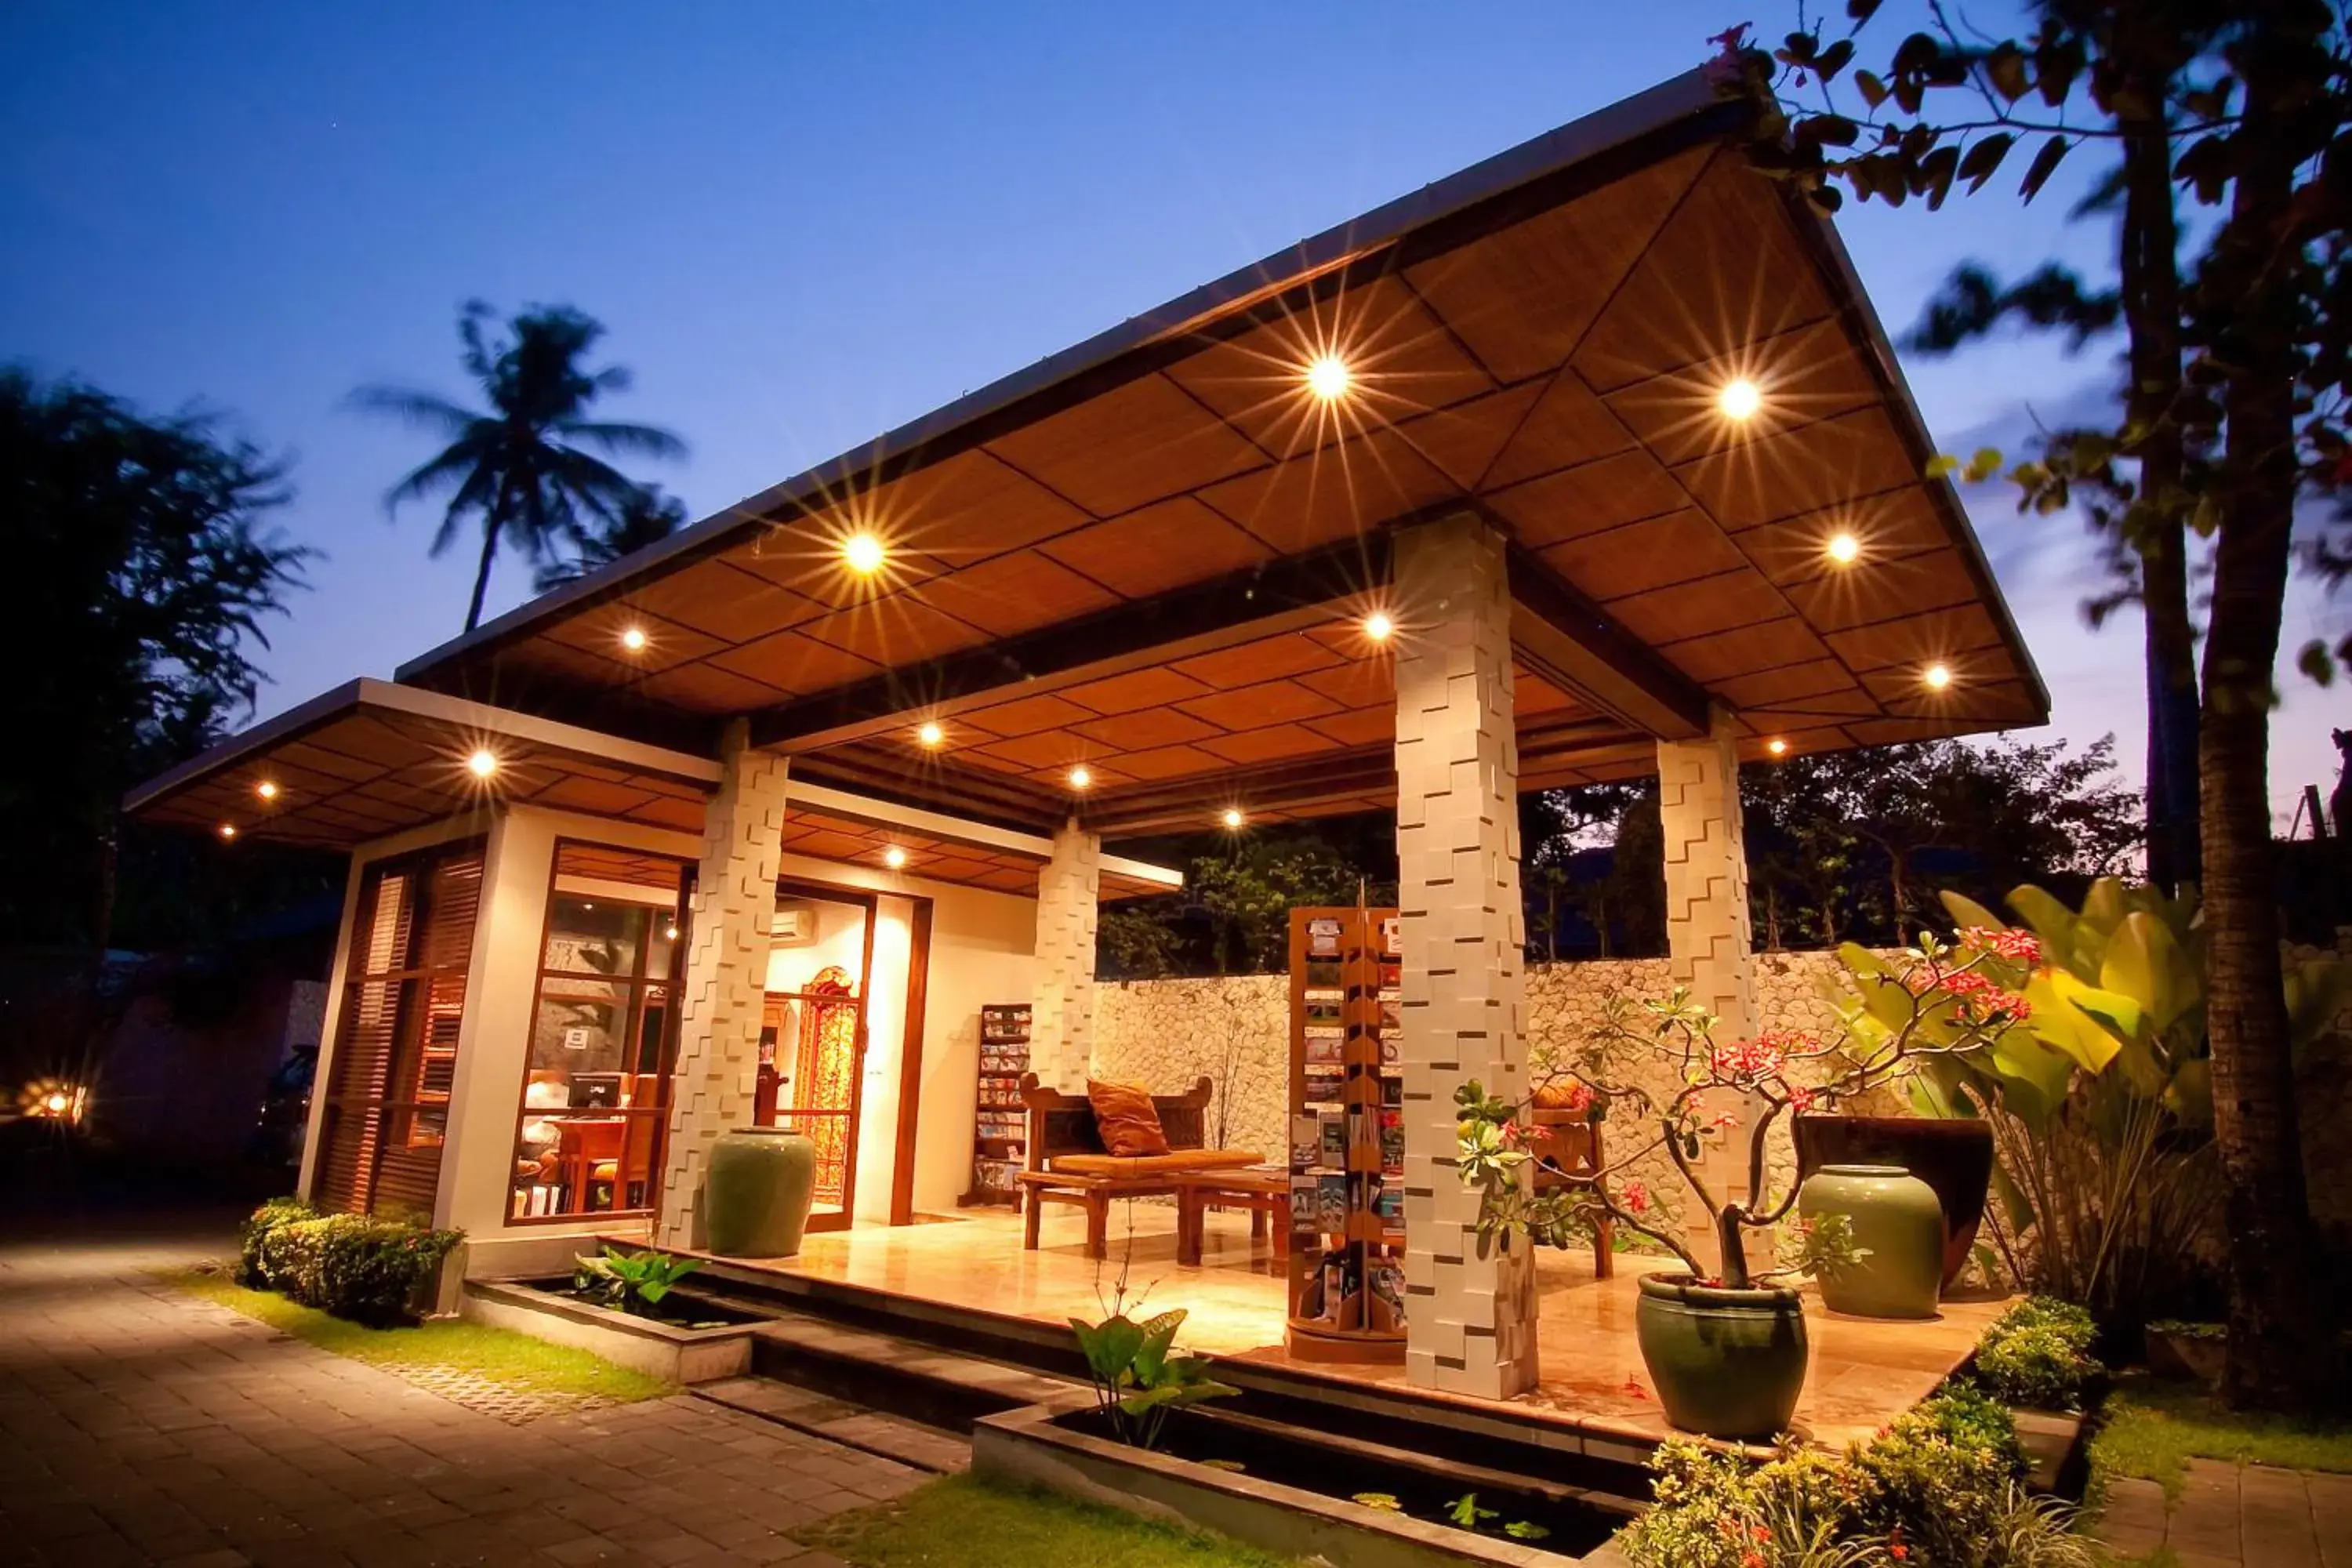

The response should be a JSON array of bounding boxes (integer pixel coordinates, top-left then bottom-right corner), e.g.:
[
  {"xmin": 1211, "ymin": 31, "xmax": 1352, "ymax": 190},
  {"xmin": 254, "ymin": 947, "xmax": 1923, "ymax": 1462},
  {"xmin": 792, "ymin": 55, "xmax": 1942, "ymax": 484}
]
[{"xmin": 240, "ymin": 1199, "xmax": 463, "ymax": 1327}]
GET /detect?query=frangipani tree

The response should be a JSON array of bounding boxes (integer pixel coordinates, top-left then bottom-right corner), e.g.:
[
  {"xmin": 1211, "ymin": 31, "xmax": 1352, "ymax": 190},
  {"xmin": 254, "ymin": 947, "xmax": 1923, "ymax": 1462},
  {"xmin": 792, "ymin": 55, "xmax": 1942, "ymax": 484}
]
[{"xmin": 1458, "ymin": 956, "xmax": 2021, "ymax": 1290}]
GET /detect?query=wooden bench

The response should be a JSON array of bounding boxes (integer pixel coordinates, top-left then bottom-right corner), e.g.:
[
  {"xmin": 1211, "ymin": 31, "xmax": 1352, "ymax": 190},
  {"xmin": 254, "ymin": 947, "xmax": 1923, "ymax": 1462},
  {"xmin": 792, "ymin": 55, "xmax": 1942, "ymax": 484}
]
[
  {"xmin": 1014, "ymin": 1074, "xmax": 1261, "ymax": 1260},
  {"xmin": 1527, "ymin": 1107, "xmax": 1614, "ymax": 1279}
]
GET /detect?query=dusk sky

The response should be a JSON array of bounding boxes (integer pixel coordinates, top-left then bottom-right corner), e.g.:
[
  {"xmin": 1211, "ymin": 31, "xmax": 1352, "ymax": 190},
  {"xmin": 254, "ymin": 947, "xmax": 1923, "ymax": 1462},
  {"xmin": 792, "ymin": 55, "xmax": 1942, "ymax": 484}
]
[{"xmin": 5, "ymin": 2, "xmax": 2344, "ymax": 829}]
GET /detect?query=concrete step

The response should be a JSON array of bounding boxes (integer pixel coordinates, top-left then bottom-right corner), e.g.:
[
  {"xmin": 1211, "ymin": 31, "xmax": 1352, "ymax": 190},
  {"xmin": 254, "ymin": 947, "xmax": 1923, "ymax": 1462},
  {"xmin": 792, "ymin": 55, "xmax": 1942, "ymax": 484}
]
[
  {"xmin": 741, "ymin": 1308, "xmax": 1076, "ymax": 1435},
  {"xmin": 691, "ymin": 1375, "xmax": 973, "ymax": 1475}
]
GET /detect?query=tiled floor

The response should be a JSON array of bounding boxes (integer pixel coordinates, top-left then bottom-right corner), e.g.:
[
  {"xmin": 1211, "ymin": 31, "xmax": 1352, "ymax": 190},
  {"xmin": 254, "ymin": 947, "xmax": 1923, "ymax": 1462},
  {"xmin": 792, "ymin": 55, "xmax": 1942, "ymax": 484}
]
[
  {"xmin": 2098, "ymin": 1460, "xmax": 2352, "ymax": 1567},
  {"xmin": 702, "ymin": 1201, "xmax": 2009, "ymax": 1449},
  {"xmin": 0, "ymin": 1210, "xmax": 924, "ymax": 1566}
]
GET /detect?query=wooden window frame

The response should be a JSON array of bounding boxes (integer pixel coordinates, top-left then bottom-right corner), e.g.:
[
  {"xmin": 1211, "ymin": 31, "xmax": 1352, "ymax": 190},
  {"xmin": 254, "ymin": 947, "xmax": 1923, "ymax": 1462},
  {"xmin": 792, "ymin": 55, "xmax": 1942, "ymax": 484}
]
[{"xmin": 503, "ymin": 838, "xmax": 695, "ymax": 1228}]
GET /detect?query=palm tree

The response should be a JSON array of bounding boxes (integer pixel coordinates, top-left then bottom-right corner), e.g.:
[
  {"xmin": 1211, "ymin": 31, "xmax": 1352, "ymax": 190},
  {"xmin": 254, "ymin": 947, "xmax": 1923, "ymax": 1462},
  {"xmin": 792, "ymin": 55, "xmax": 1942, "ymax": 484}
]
[
  {"xmin": 533, "ymin": 485, "xmax": 688, "ymax": 593},
  {"xmin": 349, "ymin": 302, "xmax": 685, "ymax": 631}
]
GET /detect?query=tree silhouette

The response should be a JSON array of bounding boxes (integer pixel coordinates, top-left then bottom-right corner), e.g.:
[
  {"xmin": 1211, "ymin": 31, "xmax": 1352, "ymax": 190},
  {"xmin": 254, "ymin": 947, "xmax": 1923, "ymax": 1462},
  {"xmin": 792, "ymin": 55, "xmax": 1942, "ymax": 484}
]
[
  {"xmin": 1, "ymin": 368, "xmax": 312, "ymax": 949},
  {"xmin": 533, "ymin": 485, "xmax": 688, "ymax": 594},
  {"xmin": 349, "ymin": 302, "xmax": 684, "ymax": 631}
]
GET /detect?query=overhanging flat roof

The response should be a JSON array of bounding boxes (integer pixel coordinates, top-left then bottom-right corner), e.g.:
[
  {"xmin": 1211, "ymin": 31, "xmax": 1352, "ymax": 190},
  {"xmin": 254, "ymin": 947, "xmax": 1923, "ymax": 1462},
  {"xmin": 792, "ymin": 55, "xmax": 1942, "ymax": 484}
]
[
  {"xmin": 124, "ymin": 679, "xmax": 1177, "ymax": 898},
  {"xmin": 150, "ymin": 64, "xmax": 2049, "ymax": 845}
]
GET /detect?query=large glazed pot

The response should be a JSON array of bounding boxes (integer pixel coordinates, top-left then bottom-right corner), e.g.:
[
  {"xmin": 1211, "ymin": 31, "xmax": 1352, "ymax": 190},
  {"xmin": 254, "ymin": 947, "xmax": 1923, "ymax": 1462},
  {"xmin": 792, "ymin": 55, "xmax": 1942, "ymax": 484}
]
[
  {"xmin": 1635, "ymin": 1274, "xmax": 1809, "ymax": 1440},
  {"xmin": 704, "ymin": 1127, "xmax": 817, "ymax": 1258},
  {"xmin": 1798, "ymin": 1164, "xmax": 1945, "ymax": 1319},
  {"xmin": 1793, "ymin": 1114, "xmax": 1993, "ymax": 1287}
]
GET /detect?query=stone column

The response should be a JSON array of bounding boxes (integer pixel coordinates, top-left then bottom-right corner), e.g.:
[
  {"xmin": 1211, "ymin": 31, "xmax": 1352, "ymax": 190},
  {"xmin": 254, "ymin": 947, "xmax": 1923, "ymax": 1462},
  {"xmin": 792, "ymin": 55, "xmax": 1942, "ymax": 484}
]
[
  {"xmin": 657, "ymin": 722, "xmax": 789, "ymax": 1250},
  {"xmin": 1030, "ymin": 816, "xmax": 1101, "ymax": 1091},
  {"xmin": 1656, "ymin": 707, "xmax": 1765, "ymax": 1274},
  {"xmin": 1393, "ymin": 513, "xmax": 1539, "ymax": 1399}
]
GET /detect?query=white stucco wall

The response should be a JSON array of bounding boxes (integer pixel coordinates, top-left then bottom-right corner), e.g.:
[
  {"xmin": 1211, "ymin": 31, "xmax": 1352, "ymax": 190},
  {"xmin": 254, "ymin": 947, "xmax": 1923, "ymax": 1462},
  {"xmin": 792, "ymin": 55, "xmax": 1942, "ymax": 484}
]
[{"xmin": 771, "ymin": 851, "xmax": 1038, "ymax": 1218}]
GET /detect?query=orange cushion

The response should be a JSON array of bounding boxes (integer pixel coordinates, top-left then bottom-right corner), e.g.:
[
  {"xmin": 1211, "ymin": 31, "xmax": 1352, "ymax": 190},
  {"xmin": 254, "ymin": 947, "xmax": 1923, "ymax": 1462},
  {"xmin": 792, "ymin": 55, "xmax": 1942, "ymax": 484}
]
[
  {"xmin": 1049, "ymin": 1149, "xmax": 1265, "ymax": 1178},
  {"xmin": 1087, "ymin": 1077, "xmax": 1171, "ymax": 1157}
]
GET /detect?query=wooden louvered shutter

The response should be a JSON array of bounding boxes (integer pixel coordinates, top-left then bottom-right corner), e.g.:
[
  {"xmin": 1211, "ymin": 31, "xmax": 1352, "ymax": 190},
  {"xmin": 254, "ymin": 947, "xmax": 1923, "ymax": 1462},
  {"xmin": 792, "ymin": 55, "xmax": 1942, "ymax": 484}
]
[{"xmin": 311, "ymin": 842, "xmax": 485, "ymax": 1219}]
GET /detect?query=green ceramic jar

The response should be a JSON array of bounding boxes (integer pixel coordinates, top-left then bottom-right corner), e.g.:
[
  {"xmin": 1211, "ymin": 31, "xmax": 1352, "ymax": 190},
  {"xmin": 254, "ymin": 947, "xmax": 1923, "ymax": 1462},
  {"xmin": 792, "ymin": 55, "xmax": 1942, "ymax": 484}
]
[
  {"xmin": 1798, "ymin": 1163, "xmax": 1946, "ymax": 1319},
  {"xmin": 1635, "ymin": 1274, "xmax": 1810, "ymax": 1439},
  {"xmin": 704, "ymin": 1127, "xmax": 818, "ymax": 1258}
]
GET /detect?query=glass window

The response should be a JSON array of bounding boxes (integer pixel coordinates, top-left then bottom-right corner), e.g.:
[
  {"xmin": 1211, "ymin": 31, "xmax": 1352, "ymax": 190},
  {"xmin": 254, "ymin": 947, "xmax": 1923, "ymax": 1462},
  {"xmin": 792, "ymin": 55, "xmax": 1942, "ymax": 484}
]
[{"xmin": 509, "ymin": 844, "xmax": 691, "ymax": 1223}]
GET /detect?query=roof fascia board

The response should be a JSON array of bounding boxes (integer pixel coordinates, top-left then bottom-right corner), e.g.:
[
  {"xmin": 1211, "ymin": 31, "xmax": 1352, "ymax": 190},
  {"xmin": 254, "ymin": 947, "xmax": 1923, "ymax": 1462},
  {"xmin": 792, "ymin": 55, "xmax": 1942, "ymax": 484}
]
[{"xmin": 122, "ymin": 677, "xmax": 721, "ymax": 815}]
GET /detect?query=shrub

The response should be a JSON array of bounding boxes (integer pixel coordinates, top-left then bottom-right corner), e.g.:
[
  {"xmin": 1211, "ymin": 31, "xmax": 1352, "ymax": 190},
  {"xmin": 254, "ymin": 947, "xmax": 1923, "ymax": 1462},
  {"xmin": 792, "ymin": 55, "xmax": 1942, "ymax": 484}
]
[
  {"xmin": 238, "ymin": 1196, "xmax": 315, "ymax": 1286},
  {"xmin": 242, "ymin": 1204, "xmax": 463, "ymax": 1326},
  {"xmin": 1618, "ymin": 1391, "xmax": 2085, "ymax": 1567},
  {"xmin": 1973, "ymin": 1296, "xmax": 2101, "ymax": 1411}
]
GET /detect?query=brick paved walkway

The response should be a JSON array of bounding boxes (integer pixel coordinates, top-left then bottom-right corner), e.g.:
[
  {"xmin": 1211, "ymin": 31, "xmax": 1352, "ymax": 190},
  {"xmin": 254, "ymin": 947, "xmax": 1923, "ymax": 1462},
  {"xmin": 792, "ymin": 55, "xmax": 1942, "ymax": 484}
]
[
  {"xmin": 0, "ymin": 1212, "xmax": 925, "ymax": 1566},
  {"xmin": 2099, "ymin": 1459, "xmax": 2352, "ymax": 1566}
]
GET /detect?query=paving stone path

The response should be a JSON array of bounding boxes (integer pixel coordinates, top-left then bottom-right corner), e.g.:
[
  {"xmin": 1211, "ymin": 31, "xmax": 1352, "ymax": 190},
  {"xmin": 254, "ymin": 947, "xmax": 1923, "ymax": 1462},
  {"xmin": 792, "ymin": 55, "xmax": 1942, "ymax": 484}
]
[
  {"xmin": 0, "ymin": 1211, "xmax": 931, "ymax": 1566},
  {"xmin": 2098, "ymin": 1459, "xmax": 2352, "ymax": 1566}
]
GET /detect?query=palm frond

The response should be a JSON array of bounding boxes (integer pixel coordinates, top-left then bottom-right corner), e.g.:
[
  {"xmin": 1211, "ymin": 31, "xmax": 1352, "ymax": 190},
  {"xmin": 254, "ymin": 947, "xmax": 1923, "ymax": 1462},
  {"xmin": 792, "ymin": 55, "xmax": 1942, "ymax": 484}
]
[
  {"xmin": 554, "ymin": 419, "xmax": 688, "ymax": 463},
  {"xmin": 343, "ymin": 386, "xmax": 487, "ymax": 438},
  {"xmin": 384, "ymin": 441, "xmax": 493, "ymax": 515}
]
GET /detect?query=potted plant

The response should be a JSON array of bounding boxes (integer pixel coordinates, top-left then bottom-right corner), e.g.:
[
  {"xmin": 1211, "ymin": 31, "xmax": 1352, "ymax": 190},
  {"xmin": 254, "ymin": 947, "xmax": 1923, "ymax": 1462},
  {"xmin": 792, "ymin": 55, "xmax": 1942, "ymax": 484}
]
[{"xmin": 1457, "ymin": 938, "xmax": 2023, "ymax": 1439}]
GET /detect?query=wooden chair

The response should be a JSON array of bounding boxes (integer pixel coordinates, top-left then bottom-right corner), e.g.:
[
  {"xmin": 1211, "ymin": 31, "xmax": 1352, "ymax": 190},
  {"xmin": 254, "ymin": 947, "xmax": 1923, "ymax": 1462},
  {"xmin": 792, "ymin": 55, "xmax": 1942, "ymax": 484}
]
[
  {"xmin": 1014, "ymin": 1075, "xmax": 1261, "ymax": 1261},
  {"xmin": 1527, "ymin": 1107, "xmax": 1615, "ymax": 1279}
]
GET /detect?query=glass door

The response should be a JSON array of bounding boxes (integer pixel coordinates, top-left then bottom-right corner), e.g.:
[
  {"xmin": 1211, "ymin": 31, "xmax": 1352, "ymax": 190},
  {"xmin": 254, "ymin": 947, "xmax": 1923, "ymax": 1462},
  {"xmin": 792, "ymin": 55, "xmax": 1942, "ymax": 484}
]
[{"xmin": 757, "ymin": 883, "xmax": 875, "ymax": 1232}]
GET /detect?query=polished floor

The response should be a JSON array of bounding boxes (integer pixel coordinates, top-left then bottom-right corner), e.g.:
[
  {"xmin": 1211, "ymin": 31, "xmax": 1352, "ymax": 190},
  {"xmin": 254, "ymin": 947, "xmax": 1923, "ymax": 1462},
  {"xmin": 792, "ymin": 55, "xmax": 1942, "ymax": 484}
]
[{"xmin": 731, "ymin": 1201, "xmax": 2009, "ymax": 1450}]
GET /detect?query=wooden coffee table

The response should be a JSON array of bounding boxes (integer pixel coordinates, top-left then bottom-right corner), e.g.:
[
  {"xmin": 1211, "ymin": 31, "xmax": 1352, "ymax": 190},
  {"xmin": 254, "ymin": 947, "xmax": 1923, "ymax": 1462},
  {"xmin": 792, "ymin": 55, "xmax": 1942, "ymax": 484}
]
[{"xmin": 1174, "ymin": 1169, "xmax": 1291, "ymax": 1268}]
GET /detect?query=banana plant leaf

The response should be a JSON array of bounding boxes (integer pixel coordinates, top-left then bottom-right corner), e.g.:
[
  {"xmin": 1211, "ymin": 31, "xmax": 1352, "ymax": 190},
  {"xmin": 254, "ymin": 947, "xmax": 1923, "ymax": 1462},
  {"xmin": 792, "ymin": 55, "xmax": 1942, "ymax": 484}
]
[
  {"xmin": 2005, "ymin": 884, "xmax": 2094, "ymax": 981},
  {"xmin": 1939, "ymin": 889, "xmax": 2007, "ymax": 935},
  {"xmin": 2286, "ymin": 959, "xmax": 2352, "ymax": 1058},
  {"xmin": 2102, "ymin": 912, "xmax": 2195, "ymax": 1037},
  {"xmin": 2163, "ymin": 1058, "xmax": 2213, "ymax": 1126},
  {"xmin": 2022, "ymin": 970, "xmax": 2125, "ymax": 1073},
  {"xmin": 1984, "ymin": 1027, "xmax": 2076, "ymax": 1125}
]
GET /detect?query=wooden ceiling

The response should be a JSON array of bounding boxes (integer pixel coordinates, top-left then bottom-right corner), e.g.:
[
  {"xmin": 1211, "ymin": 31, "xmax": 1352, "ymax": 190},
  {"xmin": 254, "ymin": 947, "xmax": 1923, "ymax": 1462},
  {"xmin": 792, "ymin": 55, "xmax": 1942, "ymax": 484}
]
[
  {"xmin": 133, "ymin": 688, "xmax": 713, "ymax": 849},
  {"xmin": 122, "ymin": 681, "xmax": 1175, "ymax": 902},
  {"xmin": 388, "ymin": 74, "xmax": 2045, "ymax": 841},
  {"xmin": 779, "ymin": 808, "xmax": 1170, "ymax": 901}
]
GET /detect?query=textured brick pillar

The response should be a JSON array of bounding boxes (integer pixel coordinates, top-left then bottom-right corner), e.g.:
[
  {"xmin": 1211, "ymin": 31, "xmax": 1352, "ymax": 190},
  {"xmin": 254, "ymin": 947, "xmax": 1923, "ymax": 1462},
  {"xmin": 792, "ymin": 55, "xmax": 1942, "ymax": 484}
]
[
  {"xmin": 657, "ymin": 723, "xmax": 789, "ymax": 1250},
  {"xmin": 1657, "ymin": 707, "xmax": 1764, "ymax": 1274},
  {"xmin": 1030, "ymin": 817, "xmax": 1100, "ymax": 1091},
  {"xmin": 1393, "ymin": 514, "xmax": 1539, "ymax": 1399}
]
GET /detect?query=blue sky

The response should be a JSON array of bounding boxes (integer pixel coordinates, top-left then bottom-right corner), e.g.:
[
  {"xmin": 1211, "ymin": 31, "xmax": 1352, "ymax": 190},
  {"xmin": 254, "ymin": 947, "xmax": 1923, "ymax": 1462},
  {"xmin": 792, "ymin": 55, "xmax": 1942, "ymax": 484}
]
[{"xmin": 3, "ymin": 2, "xmax": 2343, "ymax": 828}]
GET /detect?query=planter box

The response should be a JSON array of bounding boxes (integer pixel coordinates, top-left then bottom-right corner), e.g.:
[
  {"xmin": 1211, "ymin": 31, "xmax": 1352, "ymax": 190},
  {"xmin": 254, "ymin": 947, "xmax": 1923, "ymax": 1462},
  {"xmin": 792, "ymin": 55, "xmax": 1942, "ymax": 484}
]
[
  {"xmin": 975, "ymin": 1398, "xmax": 1633, "ymax": 1568},
  {"xmin": 2145, "ymin": 1326, "xmax": 2227, "ymax": 1388},
  {"xmin": 460, "ymin": 1279, "xmax": 756, "ymax": 1385}
]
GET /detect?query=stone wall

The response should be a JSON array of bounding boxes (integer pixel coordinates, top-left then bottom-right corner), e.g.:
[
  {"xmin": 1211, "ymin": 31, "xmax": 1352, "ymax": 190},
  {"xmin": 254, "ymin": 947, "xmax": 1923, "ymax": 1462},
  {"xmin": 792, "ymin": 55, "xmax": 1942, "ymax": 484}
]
[
  {"xmin": 1093, "ymin": 933, "xmax": 2352, "ymax": 1246},
  {"xmin": 1091, "ymin": 949, "xmax": 1889, "ymax": 1243}
]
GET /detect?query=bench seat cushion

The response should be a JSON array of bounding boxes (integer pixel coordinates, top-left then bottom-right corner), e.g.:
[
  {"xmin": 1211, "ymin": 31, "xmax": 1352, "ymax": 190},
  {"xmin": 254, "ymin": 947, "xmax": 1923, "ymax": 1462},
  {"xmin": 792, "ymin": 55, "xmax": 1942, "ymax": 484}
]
[{"xmin": 1044, "ymin": 1149, "xmax": 1265, "ymax": 1178}]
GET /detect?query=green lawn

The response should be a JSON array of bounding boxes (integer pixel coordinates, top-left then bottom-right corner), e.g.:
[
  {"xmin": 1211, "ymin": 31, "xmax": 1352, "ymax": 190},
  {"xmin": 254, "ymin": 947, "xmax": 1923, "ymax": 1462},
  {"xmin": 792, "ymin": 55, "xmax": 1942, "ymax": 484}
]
[
  {"xmin": 167, "ymin": 1266, "xmax": 671, "ymax": 1403},
  {"xmin": 2092, "ymin": 1372, "xmax": 2352, "ymax": 1501},
  {"xmin": 804, "ymin": 1475, "xmax": 1300, "ymax": 1568}
]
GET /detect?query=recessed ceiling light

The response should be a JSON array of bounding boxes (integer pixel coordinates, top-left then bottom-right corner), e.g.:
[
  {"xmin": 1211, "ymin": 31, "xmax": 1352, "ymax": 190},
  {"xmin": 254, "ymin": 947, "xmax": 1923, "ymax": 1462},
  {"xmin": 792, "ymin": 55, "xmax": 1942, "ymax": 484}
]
[
  {"xmin": 1221, "ymin": 808, "xmax": 1245, "ymax": 829},
  {"xmin": 1305, "ymin": 354, "xmax": 1352, "ymax": 401},
  {"xmin": 466, "ymin": 749, "xmax": 499, "ymax": 779},
  {"xmin": 1068, "ymin": 765, "xmax": 1092, "ymax": 790},
  {"xmin": 255, "ymin": 780, "xmax": 280, "ymax": 801},
  {"xmin": 883, "ymin": 846, "xmax": 908, "ymax": 869},
  {"xmin": 1825, "ymin": 532, "xmax": 1860, "ymax": 565},
  {"xmin": 842, "ymin": 532, "xmax": 887, "ymax": 575},
  {"xmin": 1923, "ymin": 662, "xmax": 1953, "ymax": 691},
  {"xmin": 1363, "ymin": 610, "xmax": 1396, "ymax": 643},
  {"xmin": 620, "ymin": 625, "xmax": 648, "ymax": 652},
  {"xmin": 1767, "ymin": 738, "xmax": 1788, "ymax": 757},
  {"xmin": 916, "ymin": 721, "xmax": 945, "ymax": 748},
  {"xmin": 217, "ymin": 822, "xmax": 238, "ymax": 840},
  {"xmin": 1719, "ymin": 378, "xmax": 1762, "ymax": 420}
]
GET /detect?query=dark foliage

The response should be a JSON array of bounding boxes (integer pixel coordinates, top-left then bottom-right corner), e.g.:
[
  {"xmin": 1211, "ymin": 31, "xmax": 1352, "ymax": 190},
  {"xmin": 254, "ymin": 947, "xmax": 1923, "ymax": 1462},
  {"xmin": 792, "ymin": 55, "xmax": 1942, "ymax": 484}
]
[{"xmin": 0, "ymin": 368, "xmax": 319, "ymax": 953}]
